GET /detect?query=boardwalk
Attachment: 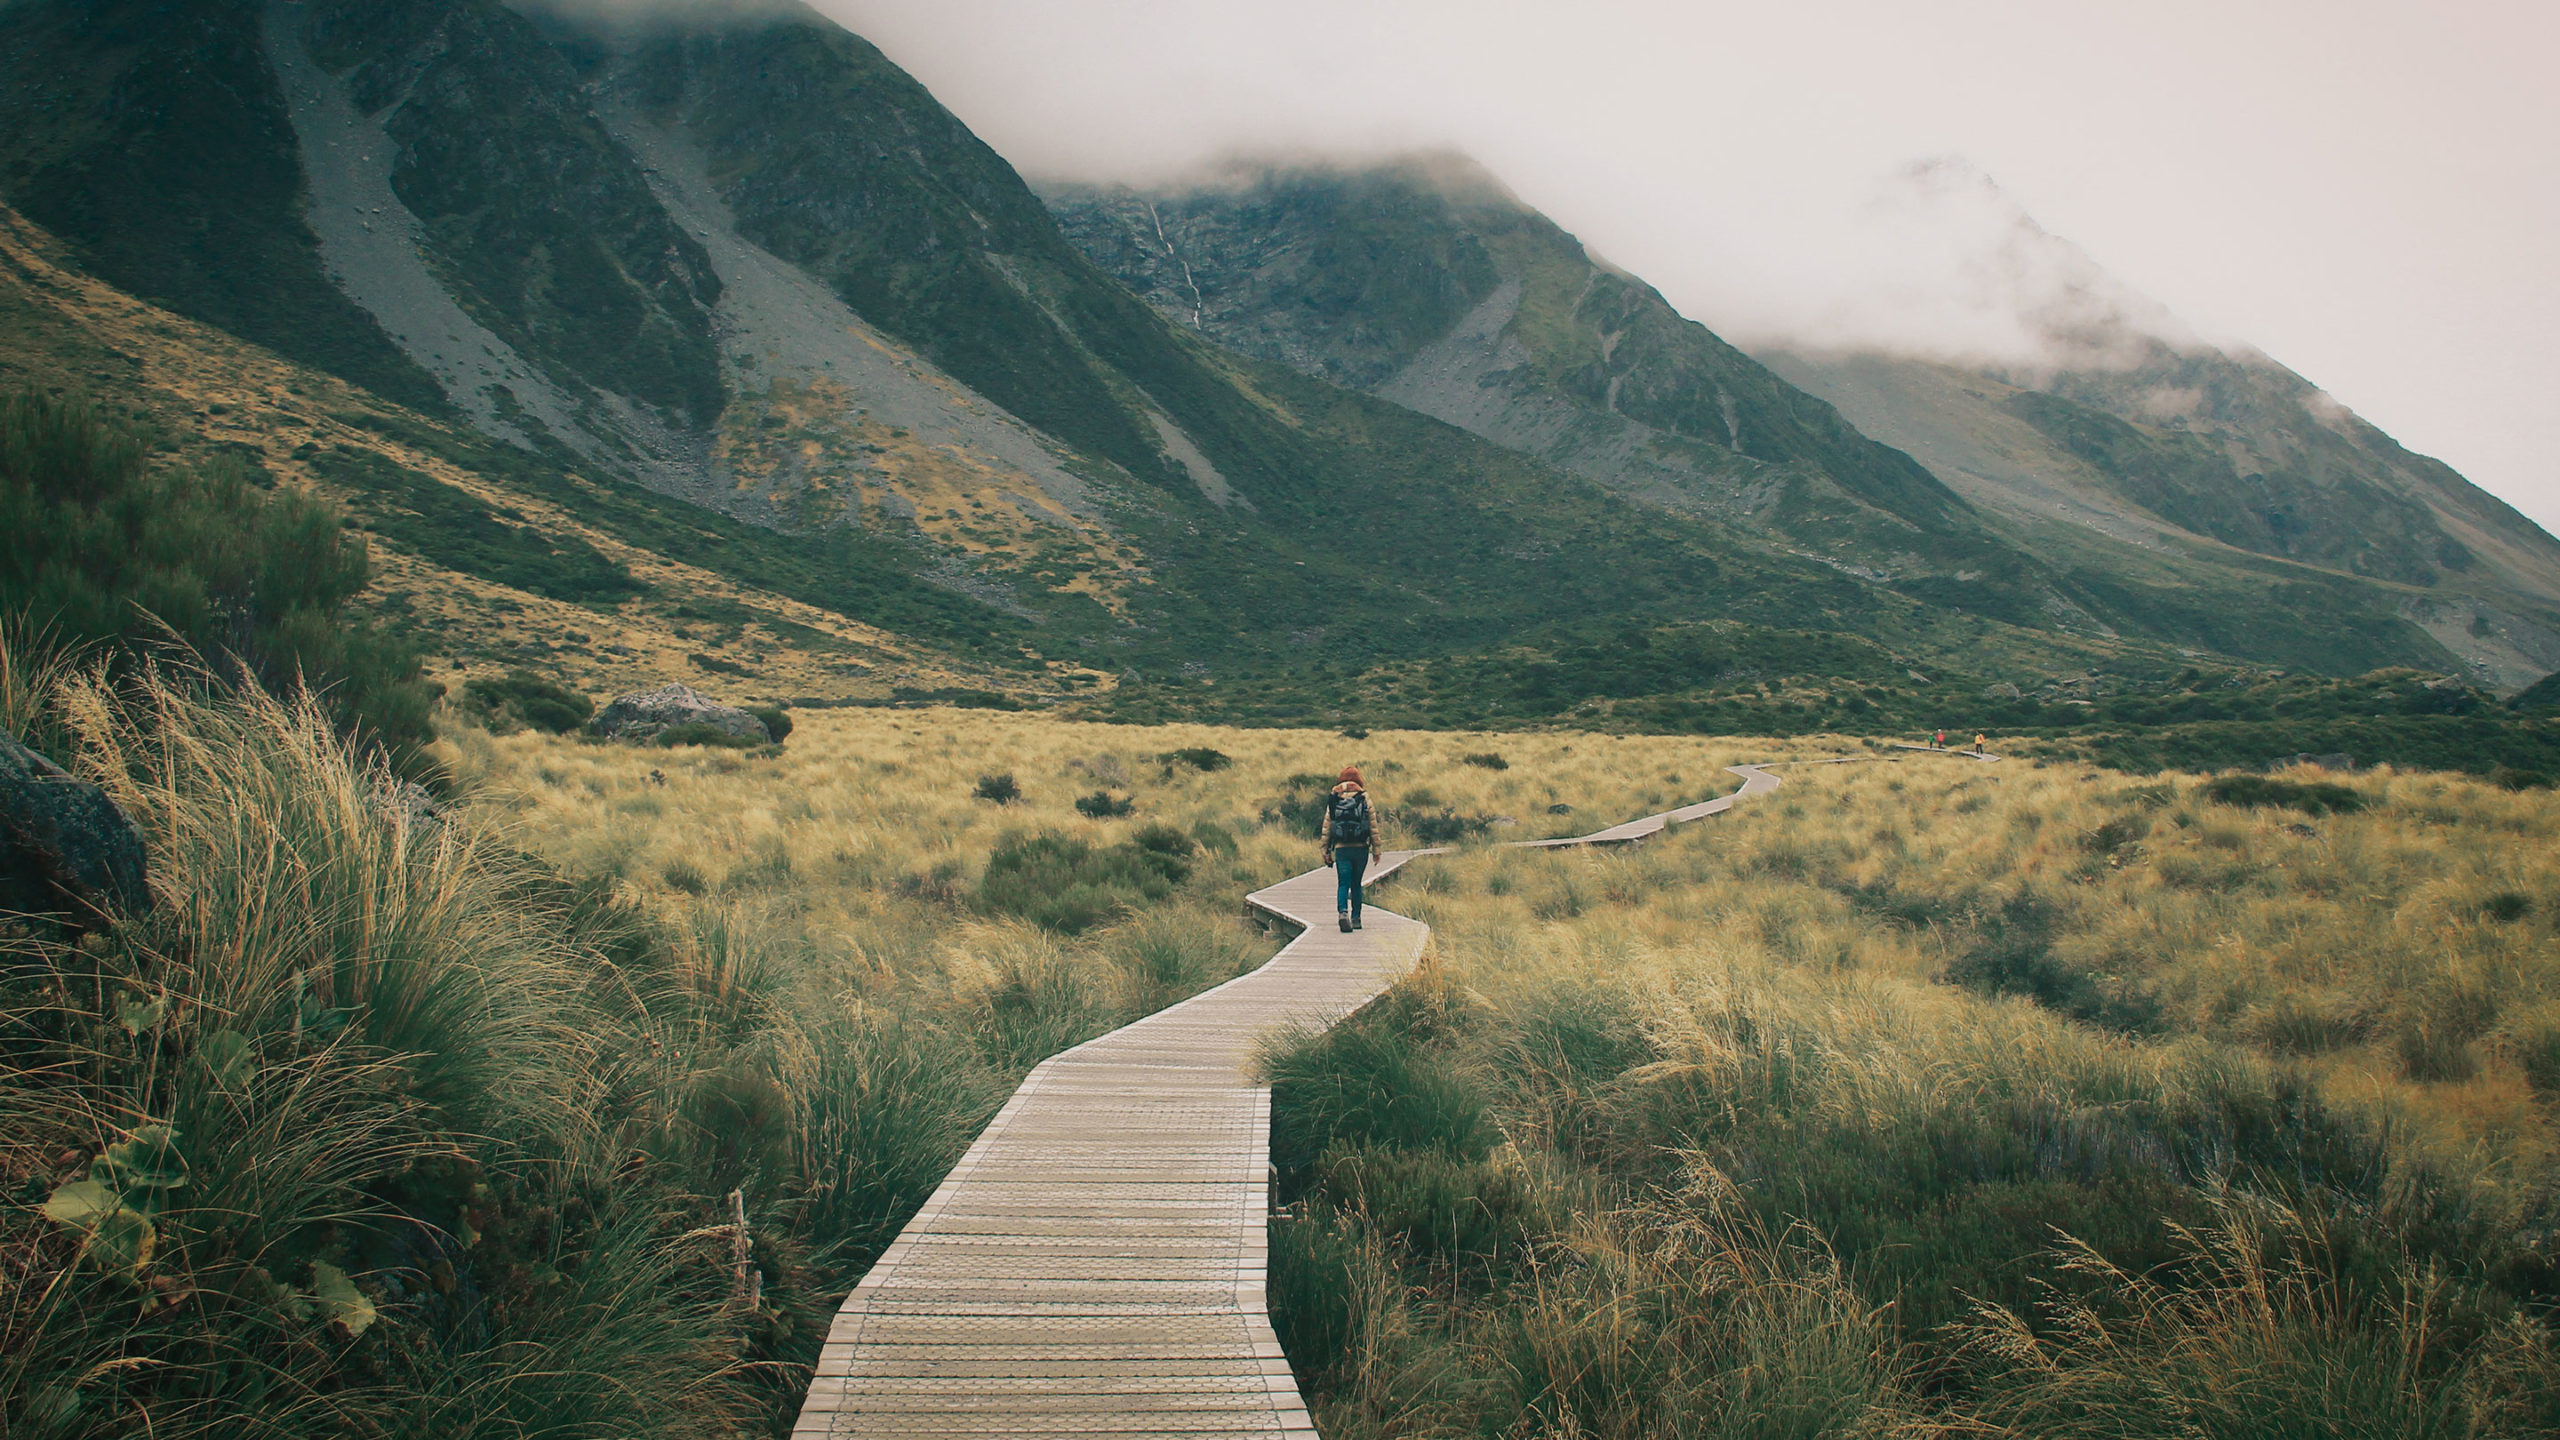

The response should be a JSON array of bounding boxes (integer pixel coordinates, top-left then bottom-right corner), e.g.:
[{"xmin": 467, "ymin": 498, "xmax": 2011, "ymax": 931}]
[{"xmin": 792, "ymin": 766, "xmax": 1783, "ymax": 1438}]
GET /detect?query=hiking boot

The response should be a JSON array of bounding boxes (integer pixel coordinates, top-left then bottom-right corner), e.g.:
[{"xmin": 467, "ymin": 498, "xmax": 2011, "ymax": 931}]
[
  {"xmin": 1338, "ymin": 911, "xmax": 1352, "ymax": 932},
  {"xmin": 1353, "ymin": 913, "xmax": 1364, "ymax": 930}
]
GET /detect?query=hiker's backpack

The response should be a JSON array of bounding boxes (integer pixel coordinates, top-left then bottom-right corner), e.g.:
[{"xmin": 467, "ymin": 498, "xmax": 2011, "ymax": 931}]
[{"xmin": 1328, "ymin": 791, "xmax": 1373, "ymax": 846}]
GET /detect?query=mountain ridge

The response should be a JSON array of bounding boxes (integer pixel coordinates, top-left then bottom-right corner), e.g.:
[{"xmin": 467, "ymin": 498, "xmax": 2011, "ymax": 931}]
[{"xmin": 1043, "ymin": 153, "xmax": 2559, "ymax": 688}]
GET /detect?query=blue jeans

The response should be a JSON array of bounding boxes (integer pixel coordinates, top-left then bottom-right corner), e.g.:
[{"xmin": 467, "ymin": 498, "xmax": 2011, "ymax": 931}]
[{"xmin": 1334, "ymin": 847, "xmax": 1370, "ymax": 919}]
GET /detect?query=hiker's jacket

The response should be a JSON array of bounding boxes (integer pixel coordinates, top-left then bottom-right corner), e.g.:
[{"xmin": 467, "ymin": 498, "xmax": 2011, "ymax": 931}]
[{"xmin": 1321, "ymin": 783, "xmax": 1375, "ymax": 850}]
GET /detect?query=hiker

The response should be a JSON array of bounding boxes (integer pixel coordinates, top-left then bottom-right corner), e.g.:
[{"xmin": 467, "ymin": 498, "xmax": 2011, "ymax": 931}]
[
  {"xmin": 1320, "ymin": 766, "xmax": 1378, "ymax": 933},
  {"xmin": 1973, "ymin": 733, "xmax": 1987, "ymax": 757},
  {"xmin": 1934, "ymin": 729, "xmax": 1946, "ymax": 749}
]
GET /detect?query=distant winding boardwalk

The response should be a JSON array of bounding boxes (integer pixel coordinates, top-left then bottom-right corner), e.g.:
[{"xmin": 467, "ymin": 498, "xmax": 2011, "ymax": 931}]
[{"xmin": 792, "ymin": 765, "xmax": 1784, "ymax": 1437}]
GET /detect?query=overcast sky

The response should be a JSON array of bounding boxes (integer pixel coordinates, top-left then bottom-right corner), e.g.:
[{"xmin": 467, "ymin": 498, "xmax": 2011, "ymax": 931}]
[{"xmin": 805, "ymin": 0, "xmax": 2557, "ymax": 533}]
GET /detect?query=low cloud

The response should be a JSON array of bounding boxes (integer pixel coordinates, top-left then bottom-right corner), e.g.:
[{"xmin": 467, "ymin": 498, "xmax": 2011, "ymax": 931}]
[{"xmin": 1713, "ymin": 157, "xmax": 2207, "ymax": 374}]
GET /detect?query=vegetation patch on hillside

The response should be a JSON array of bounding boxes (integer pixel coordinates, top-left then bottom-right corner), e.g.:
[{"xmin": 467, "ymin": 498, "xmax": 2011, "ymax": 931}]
[{"xmin": 1, "ymin": 390, "xmax": 430, "ymax": 757}]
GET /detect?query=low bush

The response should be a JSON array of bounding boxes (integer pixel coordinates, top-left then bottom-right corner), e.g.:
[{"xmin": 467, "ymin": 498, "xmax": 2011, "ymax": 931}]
[
  {"xmin": 463, "ymin": 668, "xmax": 593, "ymax": 734},
  {"xmin": 2201, "ymin": 773, "xmax": 2368, "ymax": 814},
  {"xmin": 893, "ymin": 687, "xmax": 1023, "ymax": 710},
  {"xmin": 1403, "ymin": 809, "xmax": 1495, "ymax": 846},
  {"xmin": 973, "ymin": 772, "xmax": 1021, "ymax": 804},
  {"xmin": 1266, "ymin": 773, "xmax": 1343, "ymax": 833},
  {"xmin": 1162, "ymin": 746, "xmax": 1232, "ymax": 771},
  {"xmin": 1265, "ymin": 992, "xmax": 1495, "ymax": 1184},
  {"xmin": 747, "ymin": 705, "xmax": 793, "ymax": 743},
  {"xmin": 0, "ymin": 389, "xmax": 430, "ymax": 759},
  {"xmin": 1461, "ymin": 751, "xmax": 1509, "ymax": 770},
  {"xmin": 1074, "ymin": 790, "xmax": 1135, "ymax": 818},
  {"xmin": 977, "ymin": 833, "xmax": 1193, "ymax": 934}
]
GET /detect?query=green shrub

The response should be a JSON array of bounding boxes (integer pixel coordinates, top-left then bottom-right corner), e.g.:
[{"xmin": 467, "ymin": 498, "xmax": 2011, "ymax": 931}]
[
  {"xmin": 1314, "ymin": 1144, "xmax": 1550, "ymax": 1269},
  {"xmin": 1939, "ymin": 894, "xmax": 2163, "ymax": 1034},
  {"xmin": 2481, "ymin": 891, "xmax": 2532, "ymax": 923},
  {"xmin": 1268, "ymin": 1210, "xmax": 1413, "ymax": 1393},
  {"xmin": 1162, "ymin": 746, "xmax": 1232, "ymax": 771},
  {"xmin": 1266, "ymin": 997, "xmax": 1494, "ymax": 1184},
  {"xmin": 973, "ymin": 772, "xmax": 1020, "ymax": 803},
  {"xmin": 747, "ymin": 704, "xmax": 793, "ymax": 742},
  {"xmin": 306, "ymin": 445, "xmax": 641, "ymax": 608},
  {"xmin": 892, "ymin": 687, "xmax": 1024, "ymax": 710},
  {"xmin": 1266, "ymin": 773, "xmax": 1343, "ymax": 833},
  {"xmin": 0, "ymin": 390, "xmax": 429, "ymax": 757},
  {"xmin": 976, "ymin": 833, "xmax": 1192, "ymax": 934},
  {"xmin": 1404, "ymin": 809, "xmax": 1495, "ymax": 846},
  {"xmin": 2516, "ymin": 1017, "xmax": 2560, "ymax": 1096},
  {"xmin": 1462, "ymin": 751, "xmax": 1509, "ymax": 770},
  {"xmin": 1074, "ymin": 790, "xmax": 1135, "ymax": 818},
  {"xmin": 2202, "ymin": 773, "xmax": 2368, "ymax": 814},
  {"xmin": 464, "ymin": 669, "xmax": 594, "ymax": 734}
]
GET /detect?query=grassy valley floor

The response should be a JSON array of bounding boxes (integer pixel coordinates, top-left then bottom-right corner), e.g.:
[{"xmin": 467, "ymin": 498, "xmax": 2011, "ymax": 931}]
[{"xmin": 6, "ymin": 686, "xmax": 2557, "ymax": 1436}]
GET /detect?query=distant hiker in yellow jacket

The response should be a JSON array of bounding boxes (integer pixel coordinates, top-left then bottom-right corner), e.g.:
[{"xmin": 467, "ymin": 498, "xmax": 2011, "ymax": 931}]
[{"xmin": 1320, "ymin": 767, "xmax": 1378, "ymax": 932}]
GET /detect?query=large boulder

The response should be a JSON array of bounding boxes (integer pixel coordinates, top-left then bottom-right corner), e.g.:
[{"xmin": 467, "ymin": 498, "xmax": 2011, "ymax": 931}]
[
  {"xmin": 1, "ymin": 730, "xmax": 151, "ymax": 929},
  {"xmin": 593, "ymin": 684, "xmax": 770, "ymax": 745}
]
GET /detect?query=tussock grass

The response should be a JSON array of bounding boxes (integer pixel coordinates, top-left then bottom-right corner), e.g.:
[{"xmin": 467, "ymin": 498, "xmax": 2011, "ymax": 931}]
[
  {"xmin": 21, "ymin": 684, "xmax": 2557, "ymax": 1436},
  {"xmin": 3, "ymin": 672, "xmax": 1380, "ymax": 1435},
  {"xmin": 1267, "ymin": 754, "xmax": 2560, "ymax": 1437}
]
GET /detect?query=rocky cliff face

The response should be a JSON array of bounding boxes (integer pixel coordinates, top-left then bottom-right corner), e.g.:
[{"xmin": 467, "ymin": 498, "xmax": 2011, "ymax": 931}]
[
  {"xmin": 1043, "ymin": 156, "xmax": 2027, "ymax": 587},
  {"xmin": 1047, "ymin": 154, "xmax": 2560, "ymax": 687}
]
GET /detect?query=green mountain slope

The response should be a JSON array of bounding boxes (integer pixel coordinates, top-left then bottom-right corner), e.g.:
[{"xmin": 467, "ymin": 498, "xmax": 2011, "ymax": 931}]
[
  {"xmin": 1042, "ymin": 156, "xmax": 2020, "ymax": 582},
  {"xmin": 1748, "ymin": 167, "xmax": 2560, "ymax": 688},
  {"xmin": 1043, "ymin": 155, "xmax": 2560, "ymax": 689},
  {"xmin": 0, "ymin": 0, "xmax": 446, "ymax": 410}
]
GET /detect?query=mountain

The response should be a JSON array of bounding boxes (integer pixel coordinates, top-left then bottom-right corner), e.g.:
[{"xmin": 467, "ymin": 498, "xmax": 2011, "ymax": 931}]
[
  {"xmin": 1043, "ymin": 156, "xmax": 2560, "ymax": 690},
  {"xmin": 1751, "ymin": 161, "xmax": 2560, "ymax": 687},
  {"xmin": 0, "ymin": 0, "xmax": 2069, "ymax": 711},
  {"xmin": 1040, "ymin": 154, "xmax": 2024, "ymax": 588},
  {"xmin": 0, "ymin": 0, "xmax": 2533, "ymax": 731}
]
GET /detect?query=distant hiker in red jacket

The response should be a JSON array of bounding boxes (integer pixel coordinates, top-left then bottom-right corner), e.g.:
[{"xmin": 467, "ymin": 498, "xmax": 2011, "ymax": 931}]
[{"xmin": 1320, "ymin": 767, "xmax": 1378, "ymax": 933}]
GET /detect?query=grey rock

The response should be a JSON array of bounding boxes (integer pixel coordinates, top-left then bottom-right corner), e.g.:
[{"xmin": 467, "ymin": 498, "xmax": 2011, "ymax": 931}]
[
  {"xmin": 1, "ymin": 730, "xmax": 151, "ymax": 928},
  {"xmin": 593, "ymin": 683, "xmax": 771, "ymax": 745},
  {"xmin": 374, "ymin": 778, "xmax": 449, "ymax": 832},
  {"xmin": 1985, "ymin": 681, "xmax": 2023, "ymax": 699}
]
